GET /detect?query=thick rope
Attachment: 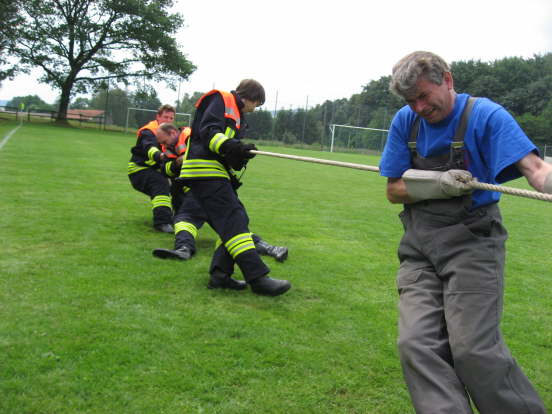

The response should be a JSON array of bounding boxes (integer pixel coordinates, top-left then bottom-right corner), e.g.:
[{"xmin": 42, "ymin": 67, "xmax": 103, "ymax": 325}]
[
  {"xmin": 250, "ymin": 150, "xmax": 552, "ymax": 203},
  {"xmin": 251, "ymin": 150, "xmax": 380, "ymax": 172},
  {"xmin": 469, "ymin": 181, "xmax": 552, "ymax": 202}
]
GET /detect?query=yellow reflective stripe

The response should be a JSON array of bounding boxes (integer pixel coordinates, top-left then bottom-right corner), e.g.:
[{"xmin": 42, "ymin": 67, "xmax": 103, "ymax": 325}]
[
  {"xmin": 147, "ymin": 147, "xmax": 160, "ymax": 164},
  {"xmin": 209, "ymin": 132, "xmax": 229, "ymax": 154},
  {"xmin": 179, "ymin": 159, "xmax": 230, "ymax": 180},
  {"xmin": 225, "ymin": 233, "xmax": 255, "ymax": 258},
  {"xmin": 127, "ymin": 162, "xmax": 148, "ymax": 175},
  {"xmin": 151, "ymin": 195, "xmax": 172, "ymax": 210},
  {"xmin": 225, "ymin": 127, "xmax": 235, "ymax": 138},
  {"xmin": 175, "ymin": 222, "xmax": 198, "ymax": 239},
  {"xmin": 165, "ymin": 161, "xmax": 176, "ymax": 177}
]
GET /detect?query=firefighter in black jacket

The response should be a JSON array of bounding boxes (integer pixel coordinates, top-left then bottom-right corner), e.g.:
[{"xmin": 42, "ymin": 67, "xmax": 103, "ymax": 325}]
[
  {"xmin": 128, "ymin": 105, "xmax": 177, "ymax": 233},
  {"xmin": 154, "ymin": 127, "xmax": 289, "ymax": 263},
  {"xmin": 178, "ymin": 79, "xmax": 291, "ymax": 296}
]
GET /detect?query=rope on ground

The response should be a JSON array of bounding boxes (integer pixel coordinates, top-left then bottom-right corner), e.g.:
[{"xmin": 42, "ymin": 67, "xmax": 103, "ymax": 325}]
[{"xmin": 250, "ymin": 149, "xmax": 552, "ymax": 203}]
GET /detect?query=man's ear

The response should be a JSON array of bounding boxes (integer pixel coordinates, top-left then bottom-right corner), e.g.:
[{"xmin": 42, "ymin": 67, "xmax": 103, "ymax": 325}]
[{"xmin": 444, "ymin": 72, "xmax": 454, "ymax": 90}]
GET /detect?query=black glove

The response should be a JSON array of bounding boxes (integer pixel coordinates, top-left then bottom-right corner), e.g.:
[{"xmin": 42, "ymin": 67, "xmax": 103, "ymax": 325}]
[
  {"xmin": 224, "ymin": 142, "xmax": 257, "ymax": 170},
  {"xmin": 242, "ymin": 143, "xmax": 257, "ymax": 159}
]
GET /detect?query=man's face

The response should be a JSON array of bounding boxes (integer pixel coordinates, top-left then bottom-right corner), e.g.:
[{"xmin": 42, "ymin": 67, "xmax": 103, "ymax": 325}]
[
  {"xmin": 242, "ymin": 98, "xmax": 261, "ymax": 113},
  {"xmin": 156, "ymin": 110, "xmax": 175, "ymax": 124},
  {"xmin": 404, "ymin": 72, "xmax": 455, "ymax": 124},
  {"xmin": 157, "ymin": 129, "xmax": 178, "ymax": 146}
]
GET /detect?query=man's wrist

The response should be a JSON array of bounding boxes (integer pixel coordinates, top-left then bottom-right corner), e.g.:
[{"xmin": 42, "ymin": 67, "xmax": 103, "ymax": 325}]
[{"xmin": 544, "ymin": 170, "xmax": 552, "ymax": 193}]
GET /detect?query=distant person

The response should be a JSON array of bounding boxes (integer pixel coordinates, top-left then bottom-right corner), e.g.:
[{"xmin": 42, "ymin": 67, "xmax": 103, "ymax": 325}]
[
  {"xmin": 178, "ymin": 79, "xmax": 291, "ymax": 296},
  {"xmin": 127, "ymin": 105, "xmax": 177, "ymax": 233},
  {"xmin": 379, "ymin": 51, "xmax": 551, "ymax": 413}
]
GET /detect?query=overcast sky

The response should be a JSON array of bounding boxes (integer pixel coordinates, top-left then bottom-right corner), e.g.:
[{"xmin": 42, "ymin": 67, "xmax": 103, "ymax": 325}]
[{"xmin": 1, "ymin": 0, "xmax": 551, "ymax": 110}]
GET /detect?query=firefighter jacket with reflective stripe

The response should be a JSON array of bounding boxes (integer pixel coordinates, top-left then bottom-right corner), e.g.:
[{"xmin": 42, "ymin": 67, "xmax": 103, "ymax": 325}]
[
  {"xmin": 128, "ymin": 120, "xmax": 164, "ymax": 175},
  {"xmin": 179, "ymin": 90, "xmax": 244, "ymax": 182}
]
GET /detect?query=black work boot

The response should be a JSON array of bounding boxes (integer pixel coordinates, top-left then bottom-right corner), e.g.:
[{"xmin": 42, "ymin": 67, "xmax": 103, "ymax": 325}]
[
  {"xmin": 152, "ymin": 246, "xmax": 192, "ymax": 260},
  {"xmin": 154, "ymin": 223, "xmax": 174, "ymax": 233},
  {"xmin": 254, "ymin": 238, "xmax": 289, "ymax": 262},
  {"xmin": 208, "ymin": 270, "xmax": 247, "ymax": 291},
  {"xmin": 249, "ymin": 276, "xmax": 291, "ymax": 296}
]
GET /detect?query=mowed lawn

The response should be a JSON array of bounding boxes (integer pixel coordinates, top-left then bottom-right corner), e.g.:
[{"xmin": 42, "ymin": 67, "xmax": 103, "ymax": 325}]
[{"xmin": 0, "ymin": 120, "xmax": 550, "ymax": 413}]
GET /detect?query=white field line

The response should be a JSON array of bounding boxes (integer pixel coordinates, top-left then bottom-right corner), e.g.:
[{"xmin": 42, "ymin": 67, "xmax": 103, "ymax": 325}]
[{"xmin": 0, "ymin": 122, "xmax": 22, "ymax": 151}]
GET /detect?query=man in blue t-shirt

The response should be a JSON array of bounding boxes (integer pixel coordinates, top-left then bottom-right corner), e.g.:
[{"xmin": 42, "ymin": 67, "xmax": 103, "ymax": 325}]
[{"xmin": 379, "ymin": 51, "xmax": 551, "ymax": 414}]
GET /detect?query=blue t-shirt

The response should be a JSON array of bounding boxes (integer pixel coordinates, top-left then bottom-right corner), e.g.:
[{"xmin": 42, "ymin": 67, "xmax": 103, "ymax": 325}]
[{"xmin": 379, "ymin": 93, "xmax": 537, "ymax": 208}]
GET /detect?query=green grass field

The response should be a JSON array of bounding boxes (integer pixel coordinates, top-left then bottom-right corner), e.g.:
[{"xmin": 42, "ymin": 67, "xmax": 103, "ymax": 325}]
[{"xmin": 1, "ymin": 120, "xmax": 550, "ymax": 413}]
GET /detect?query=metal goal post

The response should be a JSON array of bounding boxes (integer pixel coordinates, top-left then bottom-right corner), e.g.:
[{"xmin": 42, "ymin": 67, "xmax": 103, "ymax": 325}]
[{"xmin": 328, "ymin": 124, "xmax": 389, "ymax": 153}]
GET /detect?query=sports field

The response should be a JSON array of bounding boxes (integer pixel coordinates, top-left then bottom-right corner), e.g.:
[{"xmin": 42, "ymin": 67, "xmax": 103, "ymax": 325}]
[{"xmin": 1, "ymin": 120, "xmax": 550, "ymax": 413}]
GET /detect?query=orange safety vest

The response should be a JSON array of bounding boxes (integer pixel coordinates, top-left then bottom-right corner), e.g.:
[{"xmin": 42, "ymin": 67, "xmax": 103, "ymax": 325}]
[
  {"xmin": 162, "ymin": 127, "xmax": 191, "ymax": 159},
  {"xmin": 136, "ymin": 120, "xmax": 159, "ymax": 137},
  {"xmin": 195, "ymin": 90, "xmax": 241, "ymax": 129}
]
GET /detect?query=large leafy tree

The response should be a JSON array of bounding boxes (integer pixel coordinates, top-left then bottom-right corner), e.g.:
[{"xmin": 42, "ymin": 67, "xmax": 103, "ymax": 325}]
[
  {"xmin": 0, "ymin": 0, "xmax": 23, "ymax": 83},
  {"xmin": 10, "ymin": 0, "xmax": 195, "ymax": 122}
]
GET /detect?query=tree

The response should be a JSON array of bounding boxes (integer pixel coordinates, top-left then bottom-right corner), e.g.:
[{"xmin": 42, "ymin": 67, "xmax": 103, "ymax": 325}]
[
  {"xmin": 10, "ymin": 0, "xmax": 195, "ymax": 122},
  {"xmin": 176, "ymin": 92, "xmax": 203, "ymax": 115},
  {"xmin": 7, "ymin": 95, "xmax": 52, "ymax": 111},
  {"xmin": 130, "ymin": 87, "xmax": 162, "ymax": 127},
  {"xmin": 89, "ymin": 85, "xmax": 131, "ymax": 126},
  {"xmin": 245, "ymin": 110, "xmax": 273, "ymax": 140},
  {"xmin": 71, "ymin": 97, "xmax": 91, "ymax": 109},
  {"xmin": 0, "ymin": 0, "xmax": 24, "ymax": 83}
]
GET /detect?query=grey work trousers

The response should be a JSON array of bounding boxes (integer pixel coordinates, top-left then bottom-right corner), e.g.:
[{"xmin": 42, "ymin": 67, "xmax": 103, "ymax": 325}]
[{"xmin": 396, "ymin": 199, "xmax": 546, "ymax": 414}]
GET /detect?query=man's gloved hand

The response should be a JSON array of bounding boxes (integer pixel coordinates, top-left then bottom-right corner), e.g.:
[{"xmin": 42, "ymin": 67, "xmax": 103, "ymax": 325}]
[
  {"xmin": 439, "ymin": 169, "xmax": 474, "ymax": 196},
  {"xmin": 402, "ymin": 169, "xmax": 473, "ymax": 202},
  {"xmin": 224, "ymin": 141, "xmax": 257, "ymax": 170},
  {"xmin": 242, "ymin": 143, "xmax": 257, "ymax": 159}
]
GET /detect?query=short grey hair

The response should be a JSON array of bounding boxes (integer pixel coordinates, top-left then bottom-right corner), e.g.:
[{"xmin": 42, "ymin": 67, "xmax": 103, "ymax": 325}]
[
  {"xmin": 389, "ymin": 51, "xmax": 451, "ymax": 98},
  {"xmin": 158, "ymin": 122, "xmax": 178, "ymax": 134}
]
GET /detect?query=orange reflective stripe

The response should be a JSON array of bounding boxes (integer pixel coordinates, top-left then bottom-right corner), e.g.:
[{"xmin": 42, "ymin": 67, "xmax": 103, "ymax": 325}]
[
  {"xmin": 195, "ymin": 90, "xmax": 241, "ymax": 129},
  {"xmin": 176, "ymin": 127, "xmax": 191, "ymax": 154}
]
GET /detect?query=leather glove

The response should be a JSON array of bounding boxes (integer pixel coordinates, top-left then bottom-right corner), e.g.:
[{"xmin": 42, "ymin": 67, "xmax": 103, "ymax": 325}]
[
  {"xmin": 439, "ymin": 170, "xmax": 474, "ymax": 196},
  {"xmin": 402, "ymin": 169, "xmax": 473, "ymax": 202}
]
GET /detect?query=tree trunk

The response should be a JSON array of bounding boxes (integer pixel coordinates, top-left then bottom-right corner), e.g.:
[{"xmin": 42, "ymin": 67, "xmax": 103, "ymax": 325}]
[{"xmin": 56, "ymin": 85, "xmax": 72, "ymax": 123}]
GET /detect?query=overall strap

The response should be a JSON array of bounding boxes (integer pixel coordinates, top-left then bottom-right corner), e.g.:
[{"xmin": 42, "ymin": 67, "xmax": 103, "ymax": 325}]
[
  {"xmin": 452, "ymin": 97, "xmax": 476, "ymax": 147},
  {"xmin": 407, "ymin": 97, "xmax": 477, "ymax": 153},
  {"xmin": 407, "ymin": 117, "xmax": 421, "ymax": 154}
]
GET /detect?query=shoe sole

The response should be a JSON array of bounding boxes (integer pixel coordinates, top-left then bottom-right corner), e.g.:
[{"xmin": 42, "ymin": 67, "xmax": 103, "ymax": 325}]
[{"xmin": 152, "ymin": 249, "xmax": 189, "ymax": 260}]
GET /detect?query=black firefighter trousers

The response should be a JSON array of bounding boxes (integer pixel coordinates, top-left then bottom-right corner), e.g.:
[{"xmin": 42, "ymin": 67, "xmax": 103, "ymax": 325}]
[
  {"xmin": 128, "ymin": 169, "xmax": 173, "ymax": 227},
  {"xmin": 187, "ymin": 179, "xmax": 269, "ymax": 282}
]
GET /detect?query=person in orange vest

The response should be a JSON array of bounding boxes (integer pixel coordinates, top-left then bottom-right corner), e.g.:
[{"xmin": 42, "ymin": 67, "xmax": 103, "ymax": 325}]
[
  {"xmin": 177, "ymin": 79, "xmax": 291, "ymax": 296},
  {"xmin": 127, "ymin": 105, "xmax": 177, "ymax": 233},
  {"xmin": 154, "ymin": 126, "xmax": 289, "ymax": 262}
]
